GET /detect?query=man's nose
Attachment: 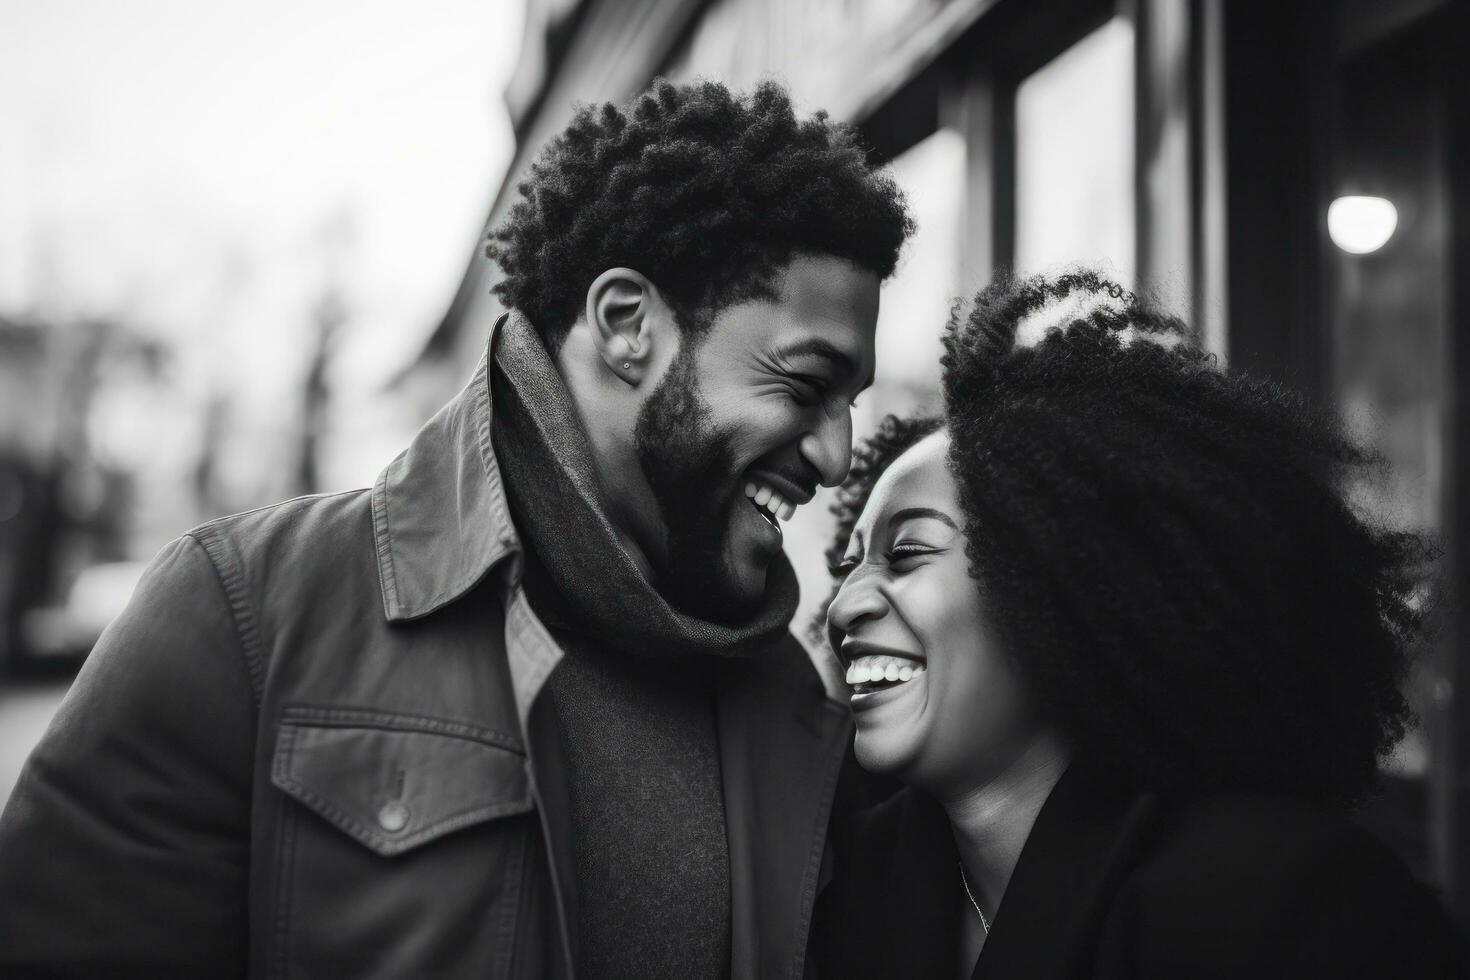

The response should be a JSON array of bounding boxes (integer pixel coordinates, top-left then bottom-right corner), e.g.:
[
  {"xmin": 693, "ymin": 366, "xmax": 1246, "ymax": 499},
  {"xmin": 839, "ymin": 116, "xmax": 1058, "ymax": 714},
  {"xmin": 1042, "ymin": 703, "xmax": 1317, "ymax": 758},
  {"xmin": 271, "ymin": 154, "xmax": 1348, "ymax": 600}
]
[{"xmin": 800, "ymin": 405, "xmax": 853, "ymax": 487}]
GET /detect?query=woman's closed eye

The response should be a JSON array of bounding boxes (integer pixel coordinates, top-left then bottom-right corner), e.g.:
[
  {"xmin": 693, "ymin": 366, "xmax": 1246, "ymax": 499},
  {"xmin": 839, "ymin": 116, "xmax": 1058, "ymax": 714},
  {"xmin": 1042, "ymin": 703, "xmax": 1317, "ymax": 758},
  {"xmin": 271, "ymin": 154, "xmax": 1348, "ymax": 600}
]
[
  {"xmin": 831, "ymin": 543, "xmax": 940, "ymax": 579},
  {"xmin": 887, "ymin": 542, "xmax": 942, "ymax": 570}
]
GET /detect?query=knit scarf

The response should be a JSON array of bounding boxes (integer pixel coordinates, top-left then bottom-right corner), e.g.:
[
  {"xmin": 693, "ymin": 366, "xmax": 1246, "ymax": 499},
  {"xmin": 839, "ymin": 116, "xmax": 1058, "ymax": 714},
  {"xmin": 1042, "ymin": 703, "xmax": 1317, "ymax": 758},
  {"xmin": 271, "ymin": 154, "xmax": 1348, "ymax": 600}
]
[
  {"xmin": 490, "ymin": 311, "xmax": 806, "ymax": 976},
  {"xmin": 489, "ymin": 310, "xmax": 800, "ymax": 659}
]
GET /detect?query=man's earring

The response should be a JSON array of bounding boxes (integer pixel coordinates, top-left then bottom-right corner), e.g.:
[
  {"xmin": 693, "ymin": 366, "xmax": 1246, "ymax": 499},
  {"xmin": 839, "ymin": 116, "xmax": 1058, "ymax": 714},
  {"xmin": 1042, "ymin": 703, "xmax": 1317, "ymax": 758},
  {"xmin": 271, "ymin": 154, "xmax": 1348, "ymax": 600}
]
[{"xmin": 622, "ymin": 362, "xmax": 631, "ymax": 370}]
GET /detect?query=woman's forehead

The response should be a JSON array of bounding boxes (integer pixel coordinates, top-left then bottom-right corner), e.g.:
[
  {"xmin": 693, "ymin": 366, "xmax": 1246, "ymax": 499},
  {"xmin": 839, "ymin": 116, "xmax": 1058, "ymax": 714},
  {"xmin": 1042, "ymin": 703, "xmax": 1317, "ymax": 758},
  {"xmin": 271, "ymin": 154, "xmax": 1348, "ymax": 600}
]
[{"xmin": 858, "ymin": 429, "xmax": 955, "ymax": 531}]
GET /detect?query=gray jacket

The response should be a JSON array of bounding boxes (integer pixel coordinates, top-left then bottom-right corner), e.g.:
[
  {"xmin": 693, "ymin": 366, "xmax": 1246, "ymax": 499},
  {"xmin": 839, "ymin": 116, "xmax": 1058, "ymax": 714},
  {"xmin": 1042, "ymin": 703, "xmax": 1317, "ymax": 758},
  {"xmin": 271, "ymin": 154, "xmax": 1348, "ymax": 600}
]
[{"xmin": 0, "ymin": 330, "xmax": 851, "ymax": 978}]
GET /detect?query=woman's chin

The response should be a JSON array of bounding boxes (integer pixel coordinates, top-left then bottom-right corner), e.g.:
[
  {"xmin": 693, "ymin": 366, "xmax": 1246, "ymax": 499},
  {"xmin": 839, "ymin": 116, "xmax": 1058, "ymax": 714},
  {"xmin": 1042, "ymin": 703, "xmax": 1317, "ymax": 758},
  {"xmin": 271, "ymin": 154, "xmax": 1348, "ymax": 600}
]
[
  {"xmin": 850, "ymin": 669, "xmax": 928, "ymax": 777},
  {"xmin": 852, "ymin": 729, "xmax": 920, "ymax": 780}
]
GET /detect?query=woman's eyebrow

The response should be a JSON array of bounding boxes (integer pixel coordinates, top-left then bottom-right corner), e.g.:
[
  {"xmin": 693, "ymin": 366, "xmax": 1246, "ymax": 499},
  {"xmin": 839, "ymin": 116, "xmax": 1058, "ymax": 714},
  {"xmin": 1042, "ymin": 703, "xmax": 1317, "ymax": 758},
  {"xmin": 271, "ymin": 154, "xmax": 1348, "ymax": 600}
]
[{"xmin": 887, "ymin": 506, "xmax": 958, "ymax": 530}]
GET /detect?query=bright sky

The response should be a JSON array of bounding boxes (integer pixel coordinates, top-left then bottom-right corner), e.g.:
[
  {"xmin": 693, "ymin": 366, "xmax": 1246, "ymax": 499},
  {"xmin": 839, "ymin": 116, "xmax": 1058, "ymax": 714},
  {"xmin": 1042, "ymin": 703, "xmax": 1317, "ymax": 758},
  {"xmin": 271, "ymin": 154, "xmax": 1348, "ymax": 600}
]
[{"xmin": 0, "ymin": 0, "xmax": 523, "ymax": 489}]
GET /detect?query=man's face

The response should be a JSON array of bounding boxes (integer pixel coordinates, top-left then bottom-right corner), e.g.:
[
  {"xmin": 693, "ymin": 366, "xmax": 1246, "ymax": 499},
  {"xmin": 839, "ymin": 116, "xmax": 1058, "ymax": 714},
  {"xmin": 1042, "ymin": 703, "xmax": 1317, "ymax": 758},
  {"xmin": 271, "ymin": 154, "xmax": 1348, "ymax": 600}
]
[{"xmin": 635, "ymin": 253, "xmax": 879, "ymax": 620}]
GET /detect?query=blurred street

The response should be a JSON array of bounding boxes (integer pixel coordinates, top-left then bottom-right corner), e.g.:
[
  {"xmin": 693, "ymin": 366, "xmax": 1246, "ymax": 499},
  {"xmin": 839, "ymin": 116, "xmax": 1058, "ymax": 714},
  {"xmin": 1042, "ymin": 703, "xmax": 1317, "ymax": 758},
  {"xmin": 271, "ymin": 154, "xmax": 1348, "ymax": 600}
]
[
  {"xmin": 0, "ymin": 0, "xmax": 1467, "ymax": 939},
  {"xmin": 0, "ymin": 0, "xmax": 519, "ymax": 810},
  {"xmin": 0, "ymin": 678, "xmax": 68, "ymax": 809}
]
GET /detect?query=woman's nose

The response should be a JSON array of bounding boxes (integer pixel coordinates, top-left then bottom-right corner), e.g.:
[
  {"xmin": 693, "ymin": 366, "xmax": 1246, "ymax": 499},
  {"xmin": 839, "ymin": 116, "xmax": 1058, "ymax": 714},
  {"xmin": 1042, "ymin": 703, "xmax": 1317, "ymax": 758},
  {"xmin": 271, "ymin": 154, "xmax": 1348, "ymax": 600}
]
[{"xmin": 826, "ymin": 568, "xmax": 889, "ymax": 636}]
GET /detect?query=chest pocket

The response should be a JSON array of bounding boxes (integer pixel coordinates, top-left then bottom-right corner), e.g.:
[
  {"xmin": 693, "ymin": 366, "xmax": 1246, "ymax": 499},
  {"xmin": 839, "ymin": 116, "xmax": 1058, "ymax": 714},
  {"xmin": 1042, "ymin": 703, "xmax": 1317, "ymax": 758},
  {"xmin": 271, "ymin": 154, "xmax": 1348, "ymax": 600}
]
[{"xmin": 268, "ymin": 708, "xmax": 539, "ymax": 979}]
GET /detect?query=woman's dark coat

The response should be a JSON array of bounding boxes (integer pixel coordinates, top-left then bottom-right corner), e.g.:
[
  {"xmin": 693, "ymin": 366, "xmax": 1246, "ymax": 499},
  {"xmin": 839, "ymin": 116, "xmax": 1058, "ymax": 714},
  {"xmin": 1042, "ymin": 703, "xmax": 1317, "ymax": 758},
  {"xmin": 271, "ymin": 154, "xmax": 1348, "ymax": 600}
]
[{"xmin": 813, "ymin": 766, "xmax": 1467, "ymax": 979}]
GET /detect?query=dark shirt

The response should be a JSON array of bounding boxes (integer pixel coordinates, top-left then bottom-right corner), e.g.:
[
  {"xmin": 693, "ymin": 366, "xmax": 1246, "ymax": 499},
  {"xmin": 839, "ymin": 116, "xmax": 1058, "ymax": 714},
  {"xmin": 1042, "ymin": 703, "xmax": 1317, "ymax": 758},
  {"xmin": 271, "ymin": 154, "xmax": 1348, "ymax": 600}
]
[
  {"xmin": 547, "ymin": 637, "xmax": 730, "ymax": 979},
  {"xmin": 814, "ymin": 766, "xmax": 1469, "ymax": 979}
]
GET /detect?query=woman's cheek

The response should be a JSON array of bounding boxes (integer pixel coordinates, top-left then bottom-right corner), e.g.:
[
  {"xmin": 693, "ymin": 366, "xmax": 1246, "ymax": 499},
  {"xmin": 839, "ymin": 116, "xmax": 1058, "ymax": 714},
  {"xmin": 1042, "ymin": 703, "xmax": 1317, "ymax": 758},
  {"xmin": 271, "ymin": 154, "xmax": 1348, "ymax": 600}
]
[{"xmin": 930, "ymin": 584, "xmax": 1004, "ymax": 734}]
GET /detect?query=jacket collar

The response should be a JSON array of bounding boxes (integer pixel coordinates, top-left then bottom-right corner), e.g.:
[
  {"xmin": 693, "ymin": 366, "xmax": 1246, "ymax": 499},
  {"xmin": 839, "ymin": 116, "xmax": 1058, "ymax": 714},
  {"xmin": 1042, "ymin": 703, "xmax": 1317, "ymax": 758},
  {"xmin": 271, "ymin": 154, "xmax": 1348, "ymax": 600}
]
[{"xmin": 371, "ymin": 314, "xmax": 519, "ymax": 622}]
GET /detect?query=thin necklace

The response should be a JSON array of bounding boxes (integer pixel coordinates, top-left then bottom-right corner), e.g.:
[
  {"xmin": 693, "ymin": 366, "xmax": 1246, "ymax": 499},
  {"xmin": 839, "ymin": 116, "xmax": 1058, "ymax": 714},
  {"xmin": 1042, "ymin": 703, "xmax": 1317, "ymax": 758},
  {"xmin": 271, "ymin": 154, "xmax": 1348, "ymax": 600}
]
[{"xmin": 959, "ymin": 863, "xmax": 991, "ymax": 935}]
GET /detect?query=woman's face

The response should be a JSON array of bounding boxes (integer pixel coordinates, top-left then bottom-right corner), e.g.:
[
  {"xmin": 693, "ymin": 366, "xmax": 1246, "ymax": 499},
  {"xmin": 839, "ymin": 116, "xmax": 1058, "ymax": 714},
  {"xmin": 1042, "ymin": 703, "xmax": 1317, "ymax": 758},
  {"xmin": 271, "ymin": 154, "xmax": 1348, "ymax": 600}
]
[{"xmin": 826, "ymin": 430, "xmax": 1041, "ymax": 791}]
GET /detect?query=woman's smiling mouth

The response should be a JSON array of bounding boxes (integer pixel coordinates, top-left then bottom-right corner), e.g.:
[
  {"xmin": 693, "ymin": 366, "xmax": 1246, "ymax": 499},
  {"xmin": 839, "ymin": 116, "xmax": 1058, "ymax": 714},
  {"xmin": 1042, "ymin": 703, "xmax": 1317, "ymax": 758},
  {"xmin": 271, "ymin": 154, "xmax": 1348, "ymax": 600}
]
[
  {"xmin": 845, "ymin": 654, "xmax": 926, "ymax": 695},
  {"xmin": 840, "ymin": 641, "xmax": 927, "ymax": 702}
]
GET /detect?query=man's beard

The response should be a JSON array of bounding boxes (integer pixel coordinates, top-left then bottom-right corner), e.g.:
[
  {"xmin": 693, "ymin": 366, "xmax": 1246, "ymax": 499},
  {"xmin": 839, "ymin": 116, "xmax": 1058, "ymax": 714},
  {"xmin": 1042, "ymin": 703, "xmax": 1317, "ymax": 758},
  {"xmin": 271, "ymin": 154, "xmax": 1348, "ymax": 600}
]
[{"xmin": 633, "ymin": 343, "xmax": 753, "ymax": 622}]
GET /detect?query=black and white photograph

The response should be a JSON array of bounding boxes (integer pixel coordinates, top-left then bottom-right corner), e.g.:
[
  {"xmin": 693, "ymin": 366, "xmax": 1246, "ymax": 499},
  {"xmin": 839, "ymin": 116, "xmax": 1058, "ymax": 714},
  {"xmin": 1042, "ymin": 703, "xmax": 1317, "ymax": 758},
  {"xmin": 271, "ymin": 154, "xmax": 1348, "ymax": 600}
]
[{"xmin": 1, "ymin": 0, "xmax": 1468, "ymax": 976}]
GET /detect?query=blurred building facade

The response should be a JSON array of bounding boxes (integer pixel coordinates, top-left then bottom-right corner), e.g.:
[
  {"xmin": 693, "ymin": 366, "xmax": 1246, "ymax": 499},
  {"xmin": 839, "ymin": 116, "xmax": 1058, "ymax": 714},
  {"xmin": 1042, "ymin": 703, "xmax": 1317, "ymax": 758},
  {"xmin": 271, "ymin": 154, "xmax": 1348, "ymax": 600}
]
[
  {"xmin": 399, "ymin": 0, "xmax": 1470, "ymax": 928},
  {"xmin": 0, "ymin": 290, "xmax": 342, "ymax": 671},
  {"xmin": 0, "ymin": 311, "xmax": 173, "ymax": 668}
]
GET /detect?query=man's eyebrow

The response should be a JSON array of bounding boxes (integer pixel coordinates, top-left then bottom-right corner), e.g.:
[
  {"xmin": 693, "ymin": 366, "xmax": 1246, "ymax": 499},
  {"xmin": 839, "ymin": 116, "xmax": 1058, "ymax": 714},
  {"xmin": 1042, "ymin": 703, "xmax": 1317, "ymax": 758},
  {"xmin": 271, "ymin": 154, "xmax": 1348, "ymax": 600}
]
[
  {"xmin": 775, "ymin": 338, "xmax": 874, "ymax": 390},
  {"xmin": 887, "ymin": 507, "xmax": 958, "ymax": 530}
]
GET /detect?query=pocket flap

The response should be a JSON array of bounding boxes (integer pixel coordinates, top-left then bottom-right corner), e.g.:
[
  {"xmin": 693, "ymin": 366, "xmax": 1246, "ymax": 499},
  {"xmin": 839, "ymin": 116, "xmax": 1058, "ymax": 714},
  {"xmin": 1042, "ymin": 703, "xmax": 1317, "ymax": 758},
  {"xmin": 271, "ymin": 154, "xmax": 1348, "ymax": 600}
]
[{"xmin": 271, "ymin": 712, "xmax": 532, "ymax": 856}]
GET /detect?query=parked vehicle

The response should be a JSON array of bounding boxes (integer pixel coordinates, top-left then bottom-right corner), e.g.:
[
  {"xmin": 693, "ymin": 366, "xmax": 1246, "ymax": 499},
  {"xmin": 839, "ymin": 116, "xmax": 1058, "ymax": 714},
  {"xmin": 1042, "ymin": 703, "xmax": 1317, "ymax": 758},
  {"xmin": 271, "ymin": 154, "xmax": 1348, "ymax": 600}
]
[{"xmin": 21, "ymin": 561, "xmax": 147, "ymax": 664}]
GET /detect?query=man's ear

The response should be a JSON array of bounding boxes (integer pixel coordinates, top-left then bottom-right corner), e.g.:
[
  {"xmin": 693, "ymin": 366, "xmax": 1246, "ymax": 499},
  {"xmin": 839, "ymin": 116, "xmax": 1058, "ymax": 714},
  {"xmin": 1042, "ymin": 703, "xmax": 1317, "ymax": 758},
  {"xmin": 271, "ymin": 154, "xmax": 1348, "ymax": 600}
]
[{"xmin": 586, "ymin": 268, "xmax": 659, "ymax": 385}]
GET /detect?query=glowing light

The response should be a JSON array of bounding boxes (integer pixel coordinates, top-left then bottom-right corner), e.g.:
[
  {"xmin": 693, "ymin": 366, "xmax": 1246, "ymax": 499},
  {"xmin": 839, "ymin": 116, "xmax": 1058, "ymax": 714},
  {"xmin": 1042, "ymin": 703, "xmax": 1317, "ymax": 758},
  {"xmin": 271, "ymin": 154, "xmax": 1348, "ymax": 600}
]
[{"xmin": 1328, "ymin": 196, "xmax": 1398, "ymax": 254}]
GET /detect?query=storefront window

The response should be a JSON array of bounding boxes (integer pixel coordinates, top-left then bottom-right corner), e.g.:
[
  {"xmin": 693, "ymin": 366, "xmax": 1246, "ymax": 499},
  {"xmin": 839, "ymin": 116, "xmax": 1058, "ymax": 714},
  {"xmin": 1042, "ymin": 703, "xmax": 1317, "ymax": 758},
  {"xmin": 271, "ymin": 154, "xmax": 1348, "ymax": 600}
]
[
  {"xmin": 1330, "ymin": 48, "xmax": 1449, "ymax": 790},
  {"xmin": 861, "ymin": 127, "xmax": 966, "ymax": 427},
  {"xmin": 1014, "ymin": 17, "xmax": 1136, "ymax": 284}
]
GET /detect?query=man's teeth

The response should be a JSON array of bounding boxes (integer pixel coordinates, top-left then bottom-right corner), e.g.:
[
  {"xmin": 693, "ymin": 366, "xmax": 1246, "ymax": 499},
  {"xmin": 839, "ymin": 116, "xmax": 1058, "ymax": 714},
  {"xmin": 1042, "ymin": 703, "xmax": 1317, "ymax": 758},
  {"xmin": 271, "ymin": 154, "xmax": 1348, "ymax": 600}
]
[
  {"xmin": 744, "ymin": 481, "xmax": 796, "ymax": 522},
  {"xmin": 844, "ymin": 655, "xmax": 925, "ymax": 686}
]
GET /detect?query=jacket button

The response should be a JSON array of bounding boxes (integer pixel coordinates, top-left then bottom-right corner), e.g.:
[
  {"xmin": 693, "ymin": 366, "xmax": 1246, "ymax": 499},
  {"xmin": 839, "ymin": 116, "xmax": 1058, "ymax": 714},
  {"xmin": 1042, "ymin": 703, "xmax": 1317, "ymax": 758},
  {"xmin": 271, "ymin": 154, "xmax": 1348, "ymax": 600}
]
[{"xmin": 377, "ymin": 801, "xmax": 409, "ymax": 833}]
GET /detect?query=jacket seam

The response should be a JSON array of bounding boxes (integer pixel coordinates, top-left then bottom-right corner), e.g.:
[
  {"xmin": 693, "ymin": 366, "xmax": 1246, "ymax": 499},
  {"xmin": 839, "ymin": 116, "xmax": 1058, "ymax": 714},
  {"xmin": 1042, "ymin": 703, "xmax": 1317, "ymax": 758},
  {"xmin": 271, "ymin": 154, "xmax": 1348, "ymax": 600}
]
[
  {"xmin": 278, "ymin": 705, "xmax": 525, "ymax": 754},
  {"xmin": 190, "ymin": 488, "xmax": 365, "ymax": 531},
  {"xmin": 184, "ymin": 528, "xmax": 265, "ymax": 708},
  {"xmin": 371, "ymin": 466, "xmax": 402, "ymax": 617},
  {"xmin": 473, "ymin": 337, "xmax": 517, "ymax": 552},
  {"xmin": 270, "ymin": 725, "xmax": 300, "ymax": 980},
  {"xmin": 789, "ymin": 705, "xmax": 853, "ymax": 979},
  {"xmin": 498, "ymin": 810, "xmax": 533, "ymax": 977}
]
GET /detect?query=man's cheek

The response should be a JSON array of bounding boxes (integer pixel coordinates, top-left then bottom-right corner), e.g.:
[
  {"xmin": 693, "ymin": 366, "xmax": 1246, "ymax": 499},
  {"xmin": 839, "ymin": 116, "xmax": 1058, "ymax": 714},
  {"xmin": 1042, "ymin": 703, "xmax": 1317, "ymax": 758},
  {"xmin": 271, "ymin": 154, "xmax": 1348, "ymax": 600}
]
[{"xmin": 729, "ymin": 419, "xmax": 799, "ymax": 473}]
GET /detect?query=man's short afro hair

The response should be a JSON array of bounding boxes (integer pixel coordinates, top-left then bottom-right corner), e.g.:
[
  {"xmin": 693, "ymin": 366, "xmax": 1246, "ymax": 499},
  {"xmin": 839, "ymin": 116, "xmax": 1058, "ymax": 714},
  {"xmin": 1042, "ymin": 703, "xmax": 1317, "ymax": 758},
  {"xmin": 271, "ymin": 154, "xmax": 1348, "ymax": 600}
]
[{"xmin": 486, "ymin": 78, "xmax": 914, "ymax": 349}]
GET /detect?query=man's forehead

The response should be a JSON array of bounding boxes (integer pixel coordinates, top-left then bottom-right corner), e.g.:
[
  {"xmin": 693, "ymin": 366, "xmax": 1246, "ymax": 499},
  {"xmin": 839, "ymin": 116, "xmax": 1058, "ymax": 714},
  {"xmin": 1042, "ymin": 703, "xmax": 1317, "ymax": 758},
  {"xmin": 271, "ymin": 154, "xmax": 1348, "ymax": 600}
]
[
  {"xmin": 708, "ymin": 305, "xmax": 870, "ymax": 362},
  {"xmin": 775, "ymin": 253, "xmax": 879, "ymax": 313},
  {"xmin": 694, "ymin": 253, "xmax": 879, "ymax": 380},
  {"xmin": 771, "ymin": 262, "xmax": 879, "ymax": 372}
]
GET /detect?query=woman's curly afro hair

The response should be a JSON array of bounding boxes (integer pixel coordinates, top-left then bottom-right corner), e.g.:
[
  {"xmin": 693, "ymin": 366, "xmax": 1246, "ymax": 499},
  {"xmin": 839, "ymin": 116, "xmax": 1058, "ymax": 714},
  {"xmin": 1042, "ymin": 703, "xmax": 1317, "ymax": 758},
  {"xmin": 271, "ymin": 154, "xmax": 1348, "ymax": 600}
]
[
  {"xmin": 487, "ymin": 78, "xmax": 913, "ymax": 349},
  {"xmin": 831, "ymin": 269, "xmax": 1432, "ymax": 808}
]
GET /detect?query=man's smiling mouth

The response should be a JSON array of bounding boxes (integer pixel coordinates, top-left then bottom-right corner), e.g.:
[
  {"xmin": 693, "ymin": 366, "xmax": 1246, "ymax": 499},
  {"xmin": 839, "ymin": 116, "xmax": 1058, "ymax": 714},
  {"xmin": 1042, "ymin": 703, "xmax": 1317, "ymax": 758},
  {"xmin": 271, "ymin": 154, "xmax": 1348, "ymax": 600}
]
[{"xmin": 744, "ymin": 479, "xmax": 796, "ymax": 528}]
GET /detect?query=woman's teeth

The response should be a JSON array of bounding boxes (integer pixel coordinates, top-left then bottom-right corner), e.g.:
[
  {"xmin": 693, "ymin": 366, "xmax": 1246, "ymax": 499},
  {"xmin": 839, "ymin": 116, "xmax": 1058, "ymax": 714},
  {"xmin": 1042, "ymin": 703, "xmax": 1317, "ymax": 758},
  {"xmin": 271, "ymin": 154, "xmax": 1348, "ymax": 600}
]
[
  {"xmin": 845, "ymin": 654, "xmax": 925, "ymax": 689},
  {"xmin": 744, "ymin": 482, "xmax": 795, "ymax": 523}
]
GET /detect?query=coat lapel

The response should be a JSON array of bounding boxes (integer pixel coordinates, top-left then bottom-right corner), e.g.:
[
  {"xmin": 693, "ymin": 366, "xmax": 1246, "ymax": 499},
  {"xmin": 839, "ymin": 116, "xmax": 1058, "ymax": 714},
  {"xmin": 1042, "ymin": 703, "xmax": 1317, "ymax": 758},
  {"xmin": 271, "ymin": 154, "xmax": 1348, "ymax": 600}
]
[
  {"xmin": 717, "ymin": 643, "xmax": 851, "ymax": 980},
  {"xmin": 974, "ymin": 767, "xmax": 1161, "ymax": 980}
]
